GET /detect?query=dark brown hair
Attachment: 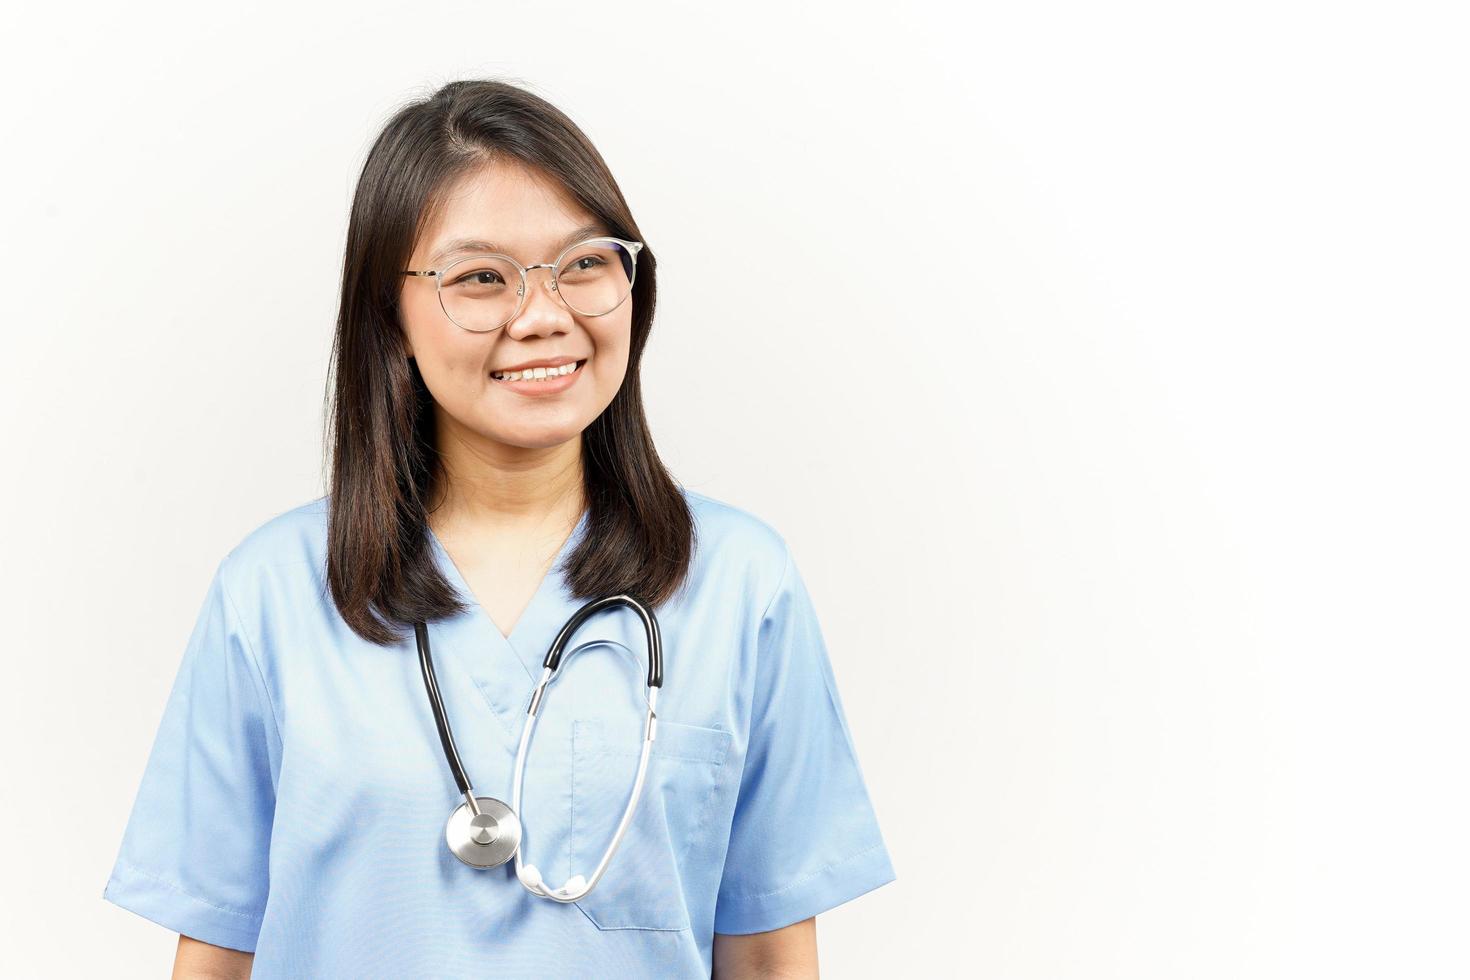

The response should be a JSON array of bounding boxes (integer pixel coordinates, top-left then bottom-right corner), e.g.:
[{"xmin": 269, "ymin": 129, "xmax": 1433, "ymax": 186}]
[{"xmin": 323, "ymin": 78, "xmax": 694, "ymax": 646}]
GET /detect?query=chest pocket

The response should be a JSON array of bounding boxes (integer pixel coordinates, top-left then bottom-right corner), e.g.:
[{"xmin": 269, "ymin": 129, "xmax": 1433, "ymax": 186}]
[{"xmin": 570, "ymin": 716, "xmax": 732, "ymax": 931}]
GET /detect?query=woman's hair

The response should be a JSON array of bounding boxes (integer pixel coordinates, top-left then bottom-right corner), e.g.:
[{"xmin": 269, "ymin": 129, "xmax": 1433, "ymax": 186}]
[{"xmin": 323, "ymin": 78, "xmax": 694, "ymax": 646}]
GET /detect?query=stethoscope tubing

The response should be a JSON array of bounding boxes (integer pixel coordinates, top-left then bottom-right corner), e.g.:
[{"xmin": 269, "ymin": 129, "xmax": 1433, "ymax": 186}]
[
  {"xmin": 415, "ymin": 620, "xmax": 476, "ymax": 802},
  {"xmin": 414, "ymin": 593, "xmax": 665, "ymax": 901}
]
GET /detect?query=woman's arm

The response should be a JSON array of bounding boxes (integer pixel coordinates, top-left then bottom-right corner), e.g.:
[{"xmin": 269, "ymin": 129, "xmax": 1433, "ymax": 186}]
[
  {"xmin": 172, "ymin": 934, "xmax": 254, "ymax": 979},
  {"xmin": 711, "ymin": 917, "xmax": 818, "ymax": 978}
]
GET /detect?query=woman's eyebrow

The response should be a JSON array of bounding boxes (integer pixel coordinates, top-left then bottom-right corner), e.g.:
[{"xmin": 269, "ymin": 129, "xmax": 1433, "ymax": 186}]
[{"xmin": 431, "ymin": 223, "xmax": 611, "ymax": 264}]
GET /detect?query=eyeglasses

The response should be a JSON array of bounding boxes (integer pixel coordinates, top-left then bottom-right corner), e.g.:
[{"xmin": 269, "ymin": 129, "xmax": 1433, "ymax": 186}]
[{"xmin": 403, "ymin": 236, "xmax": 644, "ymax": 333}]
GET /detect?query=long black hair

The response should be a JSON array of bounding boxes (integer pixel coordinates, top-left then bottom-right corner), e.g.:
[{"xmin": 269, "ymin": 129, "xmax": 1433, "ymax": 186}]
[{"xmin": 323, "ymin": 78, "xmax": 693, "ymax": 646}]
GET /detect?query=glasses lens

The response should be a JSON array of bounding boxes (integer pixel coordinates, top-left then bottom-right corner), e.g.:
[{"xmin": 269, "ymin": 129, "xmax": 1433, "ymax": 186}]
[
  {"xmin": 439, "ymin": 254, "xmax": 521, "ymax": 332},
  {"xmin": 555, "ymin": 240, "xmax": 636, "ymax": 316}
]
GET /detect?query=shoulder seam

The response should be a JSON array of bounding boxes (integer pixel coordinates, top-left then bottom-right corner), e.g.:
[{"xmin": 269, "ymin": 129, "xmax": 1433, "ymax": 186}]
[
  {"xmin": 756, "ymin": 537, "xmax": 794, "ymax": 623},
  {"xmin": 216, "ymin": 557, "xmax": 285, "ymax": 755}
]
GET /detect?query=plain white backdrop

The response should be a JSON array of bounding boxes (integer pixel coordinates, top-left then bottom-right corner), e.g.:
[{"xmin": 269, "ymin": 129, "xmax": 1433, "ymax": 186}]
[{"xmin": 2, "ymin": 1, "xmax": 1467, "ymax": 976}]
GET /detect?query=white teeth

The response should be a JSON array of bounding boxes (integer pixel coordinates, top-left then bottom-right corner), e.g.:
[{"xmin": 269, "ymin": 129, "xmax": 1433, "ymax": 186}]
[{"xmin": 493, "ymin": 361, "xmax": 582, "ymax": 382}]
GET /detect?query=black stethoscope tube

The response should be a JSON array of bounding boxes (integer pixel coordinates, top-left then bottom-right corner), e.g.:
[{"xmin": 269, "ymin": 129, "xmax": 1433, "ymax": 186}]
[
  {"xmin": 542, "ymin": 594, "xmax": 664, "ymax": 688},
  {"xmin": 413, "ymin": 594, "xmax": 664, "ymax": 801},
  {"xmin": 414, "ymin": 621, "xmax": 474, "ymax": 798}
]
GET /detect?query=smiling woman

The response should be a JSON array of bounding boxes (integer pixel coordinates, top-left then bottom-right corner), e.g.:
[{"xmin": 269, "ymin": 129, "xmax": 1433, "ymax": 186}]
[
  {"xmin": 101, "ymin": 77, "xmax": 895, "ymax": 979},
  {"xmin": 395, "ymin": 159, "xmax": 643, "ymax": 479}
]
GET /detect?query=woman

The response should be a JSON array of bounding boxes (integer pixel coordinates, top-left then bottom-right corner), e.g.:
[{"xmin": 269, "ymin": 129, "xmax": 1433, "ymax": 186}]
[{"xmin": 103, "ymin": 78, "xmax": 894, "ymax": 977}]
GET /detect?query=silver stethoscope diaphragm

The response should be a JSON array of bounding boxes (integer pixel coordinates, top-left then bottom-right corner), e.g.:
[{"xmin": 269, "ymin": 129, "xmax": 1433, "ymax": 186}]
[
  {"xmin": 444, "ymin": 795, "xmax": 522, "ymax": 868},
  {"xmin": 414, "ymin": 593, "xmax": 664, "ymax": 902}
]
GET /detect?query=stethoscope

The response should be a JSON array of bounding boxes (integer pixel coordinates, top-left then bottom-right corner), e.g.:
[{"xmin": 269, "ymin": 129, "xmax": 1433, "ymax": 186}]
[{"xmin": 413, "ymin": 594, "xmax": 662, "ymax": 903}]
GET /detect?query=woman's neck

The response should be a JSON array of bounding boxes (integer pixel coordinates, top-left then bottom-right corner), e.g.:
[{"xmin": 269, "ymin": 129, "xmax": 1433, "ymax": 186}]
[{"xmin": 426, "ymin": 428, "xmax": 586, "ymax": 542}]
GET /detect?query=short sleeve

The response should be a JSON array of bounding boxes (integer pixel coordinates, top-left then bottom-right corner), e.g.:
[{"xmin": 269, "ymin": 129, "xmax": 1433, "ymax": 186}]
[
  {"xmin": 714, "ymin": 544, "xmax": 896, "ymax": 934},
  {"xmin": 102, "ymin": 558, "xmax": 279, "ymax": 952}
]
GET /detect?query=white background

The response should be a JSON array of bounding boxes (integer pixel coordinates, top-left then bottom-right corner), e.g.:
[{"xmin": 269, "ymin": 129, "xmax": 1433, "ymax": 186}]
[{"xmin": 2, "ymin": 1, "xmax": 1467, "ymax": 976}]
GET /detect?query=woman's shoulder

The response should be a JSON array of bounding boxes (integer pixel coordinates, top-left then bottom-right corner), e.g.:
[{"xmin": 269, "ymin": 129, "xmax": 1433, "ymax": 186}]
[
  {"xmin": 214, "ymin": 494, "xmax": 330, "ymax": 599},
  {"xmin": 680, "ymin": 485, "xmax": 792, "ymax": 595}
]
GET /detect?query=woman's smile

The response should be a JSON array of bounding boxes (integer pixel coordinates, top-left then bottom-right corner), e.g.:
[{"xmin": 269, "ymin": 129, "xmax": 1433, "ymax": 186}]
[{"xmin": 489, "ymin": 357, "xmax": 588, "ymax": 396}]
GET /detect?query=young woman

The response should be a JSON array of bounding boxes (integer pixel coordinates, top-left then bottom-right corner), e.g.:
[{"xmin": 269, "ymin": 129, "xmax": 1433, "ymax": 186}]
[{"xmin": 103, "ymin": 78, "xmax": 894, "ymax": 978}]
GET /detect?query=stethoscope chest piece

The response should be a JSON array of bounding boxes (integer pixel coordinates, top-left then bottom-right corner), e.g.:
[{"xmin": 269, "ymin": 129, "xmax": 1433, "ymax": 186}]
[{"xmin": 445, "ymin": 796, "xmax": 522, "ymax": 869}]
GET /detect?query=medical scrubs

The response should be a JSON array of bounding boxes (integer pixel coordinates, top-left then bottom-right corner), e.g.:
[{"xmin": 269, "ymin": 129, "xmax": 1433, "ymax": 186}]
[{"xmin": 102, "ymin": 488, "xmax": 895, "ymax": 977}]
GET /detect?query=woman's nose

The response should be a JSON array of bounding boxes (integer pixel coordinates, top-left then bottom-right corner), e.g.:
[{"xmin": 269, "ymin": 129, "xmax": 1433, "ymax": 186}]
[{"xmin": 505, "ymin": 267, "xmax": 572, "ymax": 336}]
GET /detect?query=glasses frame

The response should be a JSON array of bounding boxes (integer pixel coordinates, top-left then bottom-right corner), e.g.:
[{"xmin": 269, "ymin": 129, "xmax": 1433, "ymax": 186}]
[{"xmin": 402, "ymin": 236, "xmax": 645, "ymax": 333}]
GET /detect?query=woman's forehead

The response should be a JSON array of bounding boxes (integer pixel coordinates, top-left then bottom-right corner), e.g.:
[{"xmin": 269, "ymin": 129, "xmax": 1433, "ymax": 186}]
[{"xmin": 420, "ymin": 162, "xmax": 603, "ymax": 261}]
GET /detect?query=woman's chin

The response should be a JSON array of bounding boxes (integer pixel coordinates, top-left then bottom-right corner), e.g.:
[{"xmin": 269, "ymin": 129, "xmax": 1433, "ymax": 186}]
[{"xmin": 482, "ymin": 421, "xmax": 586, "ymax": 452}]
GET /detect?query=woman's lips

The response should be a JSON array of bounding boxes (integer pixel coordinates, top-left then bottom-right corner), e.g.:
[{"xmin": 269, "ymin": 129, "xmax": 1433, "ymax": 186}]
[{"xmin": 490, "ymin": 358, "xmax": 587, "ymax": 396}]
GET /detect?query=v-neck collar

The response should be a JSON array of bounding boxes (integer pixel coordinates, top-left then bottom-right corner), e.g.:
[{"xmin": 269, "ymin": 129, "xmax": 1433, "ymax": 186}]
[{"xmin": 424, "ymin": 507, "xmax": 591, "ymax": 686}]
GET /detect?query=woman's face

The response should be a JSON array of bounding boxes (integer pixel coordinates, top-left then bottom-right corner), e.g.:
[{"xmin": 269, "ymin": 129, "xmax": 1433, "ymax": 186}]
[{"xmin": 400, "ymin": 159, "xmax": 633, "ymax": 452}]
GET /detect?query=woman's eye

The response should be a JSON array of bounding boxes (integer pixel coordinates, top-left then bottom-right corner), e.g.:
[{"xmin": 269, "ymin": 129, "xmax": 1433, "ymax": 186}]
[
  {"xmin": 453, "ymin": 270, "xmax": 504, "ymax": 286},
  {"xmin": 570, "ymin": 256, "xmax": 605, "ymax": 272}
]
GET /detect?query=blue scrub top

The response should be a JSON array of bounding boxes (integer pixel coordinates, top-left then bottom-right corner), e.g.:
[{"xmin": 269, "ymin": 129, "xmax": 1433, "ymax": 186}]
[{"xmin": 103, "ymin": 488, "xmax": 895, "ymax": 976}]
